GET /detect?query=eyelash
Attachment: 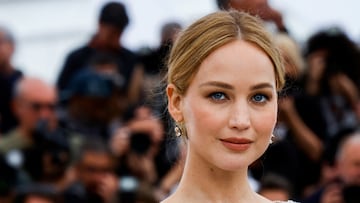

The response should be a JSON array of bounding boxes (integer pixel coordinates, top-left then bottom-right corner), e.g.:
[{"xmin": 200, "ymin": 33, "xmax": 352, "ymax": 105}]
[
  {"xmin": 208, "ymin": 92, "xmax": 271, "ymax": 104},
  {"xmin": 251, "ymin": 93, "xmax": 270, "ymax": 104},
  {"xmin": 208, "ymin": 92, "xmax": 228, "ymax": 101}
]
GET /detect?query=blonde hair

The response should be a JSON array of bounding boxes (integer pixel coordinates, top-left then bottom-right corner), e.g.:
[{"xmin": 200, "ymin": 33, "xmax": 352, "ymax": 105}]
[
  {"xmin": 274, "ymin": 33, "xmax": 304, "ymax": 78},
  {"xmin": 166, "ymin": 10, "xmax": 285, "ymax": 95}
]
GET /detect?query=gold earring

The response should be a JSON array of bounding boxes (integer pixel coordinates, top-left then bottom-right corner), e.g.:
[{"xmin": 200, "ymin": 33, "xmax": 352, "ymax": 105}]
[{"xmin": 174, "ymin": 125, "xmax": 182, "ymax": 137}]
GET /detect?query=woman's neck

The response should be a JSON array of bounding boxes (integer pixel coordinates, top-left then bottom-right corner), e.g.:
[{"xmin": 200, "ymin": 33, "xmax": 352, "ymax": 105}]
[{"xmin": 171, "ymin": 147, "xmax": 259, "ymax": 202}]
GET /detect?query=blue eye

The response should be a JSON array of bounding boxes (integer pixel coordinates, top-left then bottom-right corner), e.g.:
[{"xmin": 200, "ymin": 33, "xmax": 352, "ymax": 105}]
[
  {"xmin": 252, "ymin": 94, "xmax": 268, "ymax": 103},
  {"xmin": 210, "ymin": 92, "xmax": 226, "ymax": 101}
]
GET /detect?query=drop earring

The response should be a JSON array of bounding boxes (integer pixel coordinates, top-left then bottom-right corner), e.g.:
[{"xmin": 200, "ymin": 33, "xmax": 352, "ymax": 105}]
[
  {"xmin": 174, "ymin": 125, "xmax": 182, "ymax": 137},
  {"xmin": 270, "ymin": 134, "xmax": 275, "ymax": 144}
]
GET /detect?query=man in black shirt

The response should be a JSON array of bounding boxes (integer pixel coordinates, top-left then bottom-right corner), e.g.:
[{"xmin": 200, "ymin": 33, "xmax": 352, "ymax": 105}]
[
  {"xmin": 57, "ymin": 2, "xmax": 142, "ymax": 106},
  {"xmin": 0, "ymin": 26, "xmax": 23, "ymax": 134}
]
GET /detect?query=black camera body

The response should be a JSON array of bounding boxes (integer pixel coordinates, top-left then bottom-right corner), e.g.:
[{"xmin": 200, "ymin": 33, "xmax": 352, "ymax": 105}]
[
  {"xmin": 23, "ymin": 119, "xmax": 70, "ymax": 181},
  {"xmin": 129, "ymin": 132, "xmax": 152, "ymax": 155},
  {"xmin": 343, "ymin": 184, "xmax": 360, "ymax": 203}
]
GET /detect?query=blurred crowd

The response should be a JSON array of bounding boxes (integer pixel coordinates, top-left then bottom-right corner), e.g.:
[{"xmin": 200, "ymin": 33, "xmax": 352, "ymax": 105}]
[{"xmin": 0, "ymin": 1, "xmax": 360, "ymax": 203}]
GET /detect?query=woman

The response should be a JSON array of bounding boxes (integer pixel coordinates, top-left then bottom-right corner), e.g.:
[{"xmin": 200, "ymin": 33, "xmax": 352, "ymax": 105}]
[{"xmin": 163, "ymin": 10, "xmax": 296, "ymax": 203}]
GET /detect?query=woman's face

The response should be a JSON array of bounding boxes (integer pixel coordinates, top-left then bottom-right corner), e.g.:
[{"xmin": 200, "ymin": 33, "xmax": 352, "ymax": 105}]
[{"xmin": 169, "ymin": 40, "xmax": 278, "ymax": 171}]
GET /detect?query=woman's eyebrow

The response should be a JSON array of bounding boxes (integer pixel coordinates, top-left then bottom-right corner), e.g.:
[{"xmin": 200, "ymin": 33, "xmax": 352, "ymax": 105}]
[
  {"xmin": 199, "ymin": 81, "xmax": 274, "ymax": 91},
  {"xmin": 199, "ymin": 81, "xmax": 234, "ymax": 89},
  {"xmin": 250, "ymin": 83, "xmax": 274, "ymax": 90}
]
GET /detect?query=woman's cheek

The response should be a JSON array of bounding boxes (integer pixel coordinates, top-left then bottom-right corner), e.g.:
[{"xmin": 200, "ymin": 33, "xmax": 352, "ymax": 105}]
[{"xmin": 252, "ymin": 107, "xmax": 277, "ymax": 134}]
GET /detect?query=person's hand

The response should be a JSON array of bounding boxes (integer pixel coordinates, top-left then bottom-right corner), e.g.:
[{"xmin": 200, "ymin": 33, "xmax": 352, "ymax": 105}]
[
  {"xmin": 110, "ymin": 127, "xmax": 130, "ymax": 157},
  {"xmin": 320, "ymin": 183, "xmax": 344, "ymax": 203},
  {"xmin": 330, "ymin": 73, "xmax": 360, "ymax": 120},
  {"xmin": 127, "ymin": 117, "xmax": 164, "ymax": 144},
  {"xmin": 278, "ymin": 96, "xmax": 296, "ymax": 121},
  {"xmin": 98, "ymin": 173, "xmax": 119, "ymax": 203},
  {"xmin": 258, "ymin": 4, "xmax": 286, "ymax": 31},
  {"xmin": 331, "ymin": 73, "xmax": 359, "ymax": 104},
  {"xmin": 127, "ymin": 152, "xmax": 157, "ymax": 183},
  {"xmin": 229, "ymin": 0, "xmax": 286, "ymax": 31}
]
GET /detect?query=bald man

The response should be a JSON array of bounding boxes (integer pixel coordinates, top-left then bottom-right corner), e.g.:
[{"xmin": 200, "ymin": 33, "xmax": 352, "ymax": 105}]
[
  {"xmin": 336, "ymin": 132, "xmax": 360, "ymax": 186},
  {"xmin": 0, "ymin": 77, "xmax": 58, "ymax": 154},
  {"xmin": 303, "ymin": 132, "xmax": 360, "ymax": 203}
]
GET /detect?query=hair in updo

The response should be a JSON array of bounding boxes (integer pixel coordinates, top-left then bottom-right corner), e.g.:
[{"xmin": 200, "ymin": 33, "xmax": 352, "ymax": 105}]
[
  {"xmin": 164, "ymin": 11, "xmax": 285, "ymax": 138},
  {"xmin": 166, "ymin": 10, "xmax": 285, "ymax": 96}
]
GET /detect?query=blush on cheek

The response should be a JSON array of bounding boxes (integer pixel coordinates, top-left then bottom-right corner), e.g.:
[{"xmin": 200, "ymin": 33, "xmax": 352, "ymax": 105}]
[
  {"xmin": 184, "ymin": 101, "xmax": 217, "ymax": 136},
  {"xmin": 253, "ymin": 111, "xmax": 277, "ymax": 136}
]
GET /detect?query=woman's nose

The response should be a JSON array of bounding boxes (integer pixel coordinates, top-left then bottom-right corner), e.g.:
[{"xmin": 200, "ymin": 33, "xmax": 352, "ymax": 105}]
[{"xmin": 228, "ymin": 101, "xmax": 251, "ymax": 131}]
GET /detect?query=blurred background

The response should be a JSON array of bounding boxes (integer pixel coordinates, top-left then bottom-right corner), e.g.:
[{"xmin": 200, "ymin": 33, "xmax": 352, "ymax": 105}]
[
  {"xmin": 1, "ymin": 1, "xmax": 360, "ymax": 203},
  {"xmin": 0, "ymin": 0, "xmax": 360, "ymax": 84}
]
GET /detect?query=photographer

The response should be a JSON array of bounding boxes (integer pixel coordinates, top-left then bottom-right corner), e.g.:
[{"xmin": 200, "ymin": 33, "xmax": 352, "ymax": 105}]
[
  {"xmin": 112, "ymin": 105, "xmax": 165, "ymax": 183},
  {"xmin": 59, "ymin": 69, "xmax": 123, "ymax": 141},
  {"xmin": 21, "ymin": 119, "xmax": 72, "ymax": 189},
  {"xmin": 303, "ymin": 131, "xmax": 360, "ymax": 203},
  {"xmin": 111, "ymin": 105, "xmax": 180, "ymax": 202},
  {"xmin": 63, "ymin": 138, "xmax": 118, "ymax": 203},
  {"xmin": 0, "ymin": 77, "xmax": 58, "ymax": 154},
  {"xmin": 0, "ymin": 77, "xmax": 75, "ymax": 193}
]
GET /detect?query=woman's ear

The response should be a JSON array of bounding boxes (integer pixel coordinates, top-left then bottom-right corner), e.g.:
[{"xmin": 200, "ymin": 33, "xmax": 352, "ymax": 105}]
[{"xmin": 167, "ymin": 84, "xmax": 184, "ymax": 122}]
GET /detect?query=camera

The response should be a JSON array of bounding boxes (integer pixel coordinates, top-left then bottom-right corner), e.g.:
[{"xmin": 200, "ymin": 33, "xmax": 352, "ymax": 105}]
[
  {"xmin": 343, "ymin": 184, "xmax": 360, "ymax": 203},
  {"xmin": 129, "ymin": 132, "xmax": 152, "ymax": 155},
  {"xmin": 22, "ymin": 119, "xmax": 70, "ymax": 181}
]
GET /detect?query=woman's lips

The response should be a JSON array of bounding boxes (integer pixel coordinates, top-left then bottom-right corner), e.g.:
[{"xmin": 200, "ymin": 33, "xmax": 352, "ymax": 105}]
[{"xmin": 220, "ymin": 137, "xmax": 253, "ymax": 151}]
